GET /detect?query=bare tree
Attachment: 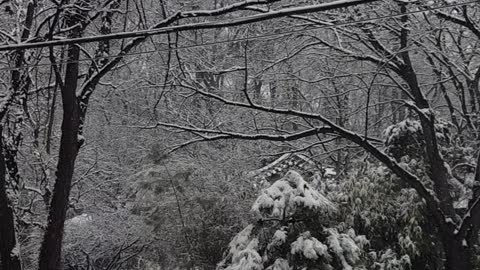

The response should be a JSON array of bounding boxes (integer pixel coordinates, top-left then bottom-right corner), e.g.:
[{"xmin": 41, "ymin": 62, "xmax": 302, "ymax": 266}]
[
  {"xmin": 152, "ymin": 2, "xmax": 480, "ymax": 269},
  {"xmin": 0, "ymin": 0, "xmax": 382, "ymax": 269}
]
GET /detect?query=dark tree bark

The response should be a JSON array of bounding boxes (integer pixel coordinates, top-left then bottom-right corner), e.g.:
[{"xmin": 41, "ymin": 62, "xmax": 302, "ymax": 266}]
[
  {"xmin": 396, "ymin": 4, "xmax": 474, "ymax": 269},
  {"xmin": 38, "ymin": 41, "xmax": 82, "ymax": 270},
  {"xmin": 38, "ymin": 3, "xmax": 86, "ymax": 268},
  {"xmin": 0, "ymin": 127, "xmax": 22, "ymax": 270},
  {"xmin": 38, "ymin": 1, "xmax": 124, "ymax": 267},
  {"xmin": 0, "ymin": 2, "xmax": 37, "ymax": 268},
  {"xmin": 443, "ymin": 236, "xmax": 473, "ymax": 270}
]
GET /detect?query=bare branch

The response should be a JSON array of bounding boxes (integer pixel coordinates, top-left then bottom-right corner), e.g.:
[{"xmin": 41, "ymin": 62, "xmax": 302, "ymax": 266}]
[
  {"xmin": 173, "ymin": 80, "xmax": 447, "ymax": 228},
  {"xmin": 0, "ymin": 0, "xmax": 380, "ymax": 51}
]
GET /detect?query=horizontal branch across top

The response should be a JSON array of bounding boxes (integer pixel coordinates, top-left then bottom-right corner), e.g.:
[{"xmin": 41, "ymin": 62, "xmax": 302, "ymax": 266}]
[{"xmin": 0, "ymin": 0, "xmax": 379, "ymax": 52}]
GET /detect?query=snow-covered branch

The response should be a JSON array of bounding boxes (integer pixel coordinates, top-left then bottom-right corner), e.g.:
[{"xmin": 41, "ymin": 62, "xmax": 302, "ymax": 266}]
[{"xmin": 174, "ymin": 80, "xmax": 447, "ymax": 228}]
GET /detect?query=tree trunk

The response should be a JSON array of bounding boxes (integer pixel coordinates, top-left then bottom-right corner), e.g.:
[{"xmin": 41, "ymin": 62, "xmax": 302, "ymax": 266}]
[
  {"xmin": 443, "ymin": 238, "xmax": 473, "ymax": 270},
  {"xmin": 38, "ymin": 40, "xmax": 81, "ymax": 270},
  {"xmin": 0, "ymin": 127, "xmax": 22, "ymax": 270}
]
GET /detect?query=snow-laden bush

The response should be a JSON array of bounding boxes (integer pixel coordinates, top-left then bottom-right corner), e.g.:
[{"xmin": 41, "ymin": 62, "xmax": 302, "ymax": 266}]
[
  {"xmin": 334, "ymin": 158, "xmax": 440, "ymax": 270},
  {"xmin": 370, "ymin": 249, "xmax": 411, "ymax": 270},
  {"xmin": 265, "ymin": 258, "xmax": 290, "ymax": 270},
  {"xmin": 325, "ymin": 228, "xmax": 367, "ymax": 270},
  {"xmin": 384, "ymin": 118, "xmax": 451, "ymax": 161},
  {"xmin": 291, "ymin": 231, "xmax": 329, "ymax": 260},
  {"xmin": 252, "ymin": 170, "xmax": 336, "ymax": 220},
  {"xmin": 217, "ymin": 170, "xmax": 368, "ymax": 270},
  {"xmin": 220, "ymin": 225, "xmax": 263, "ymax": 270}
]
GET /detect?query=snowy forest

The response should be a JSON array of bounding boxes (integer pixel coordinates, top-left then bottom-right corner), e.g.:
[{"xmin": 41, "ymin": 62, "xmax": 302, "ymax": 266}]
[{"xmin": 1, "ymin": 0, "xmax": 480, "ymax": 269}]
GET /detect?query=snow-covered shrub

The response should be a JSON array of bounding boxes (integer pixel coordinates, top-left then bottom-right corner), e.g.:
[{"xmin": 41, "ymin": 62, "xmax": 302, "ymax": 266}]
[
  {"xmin": 252, "ymin": 171, "xmax": 336, "ymax": 220},
  {"xmin": 291, "ymin": 231, "xmax": 330, "ymax": 261},
  {"xmin": 384, "ymin": 119, "xmax": 451, "ymax": 161},
  {"xmin": 218, "ymin": 170, "xmax": 368, "ymax": 270},
  {"xmin": 326, "ymin": 228, "xmax": 371, "ymax": 270},
  {"xmin": 370, "ymin": 249, "xmax": 411, "ymax": 270},
  {"xmin": 384, "ymin": 119, "xmax": 424, "ymax": 161},
  {"xmin": 265, "ymin": 258, "xmax": 290, "ymax": 270},
  {"xmin": 219, "ymin": 225, "xmax": 263, "ymax": 270},
  {"xmin": 335, "ymin": 159, "xmax": 441, "ymax": 270}
]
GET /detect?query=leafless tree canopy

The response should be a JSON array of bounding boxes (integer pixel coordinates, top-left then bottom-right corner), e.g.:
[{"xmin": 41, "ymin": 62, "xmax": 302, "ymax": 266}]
[{"xmin": 1, "ymin": 0, "xmax": 480, "ymax": 270}]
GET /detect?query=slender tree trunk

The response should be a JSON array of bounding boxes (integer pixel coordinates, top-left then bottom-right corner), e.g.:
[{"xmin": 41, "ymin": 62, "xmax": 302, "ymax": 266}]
[
  {"xmin": 45, "ymin": 84, "xmax": 58, "ymax": 155},
  {"xmin": 0, "ymin": 1, "xmax": 35, "ymax": 266},
  {"xmin": 0, "ymin": 127, "xmax": 22, "ymax": 270},
  {"xmin": 38, "ymin": 36, "xmax": 82, "ymax": 270},
  {"xmin": 37, "ymin": 0, "xmax": 93, "ymax": 266},
  {"xmin": 467, "ymin": 79, "xmax": 478, "ymax": 114}
]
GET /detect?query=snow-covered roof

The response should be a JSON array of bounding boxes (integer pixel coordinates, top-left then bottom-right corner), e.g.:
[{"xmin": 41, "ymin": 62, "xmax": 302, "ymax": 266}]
[{"xmin": 247, "ymin": 153, "xmax": 335, "ymax": 180}]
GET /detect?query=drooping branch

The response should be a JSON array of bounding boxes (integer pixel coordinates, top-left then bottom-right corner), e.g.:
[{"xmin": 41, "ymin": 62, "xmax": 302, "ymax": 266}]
[
  {"xmin": 436, "ymin": 9, "xmax": 480, "ymax": 39},
  {"xmin": 173, "ymin": 80, "xmax": 447, "ymax": 230},
  {"xmin": 156, "ymin": 122, "xmax": 334, "ymax": 141}
]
